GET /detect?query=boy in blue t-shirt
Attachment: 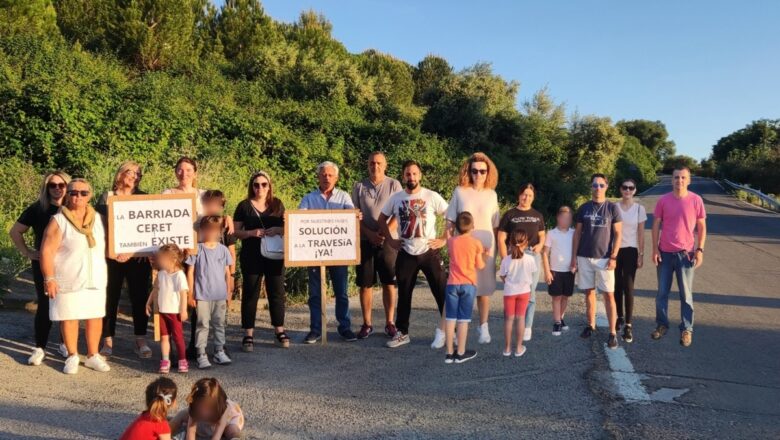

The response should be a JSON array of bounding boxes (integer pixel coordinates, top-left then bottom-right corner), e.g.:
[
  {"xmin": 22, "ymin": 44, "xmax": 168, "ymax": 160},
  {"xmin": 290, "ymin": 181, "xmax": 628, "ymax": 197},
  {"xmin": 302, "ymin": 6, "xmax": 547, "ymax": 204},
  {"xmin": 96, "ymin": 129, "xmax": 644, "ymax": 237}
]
[{"xmin": 186, "ymin": 215, "xmax": 234, "ymax": 369}]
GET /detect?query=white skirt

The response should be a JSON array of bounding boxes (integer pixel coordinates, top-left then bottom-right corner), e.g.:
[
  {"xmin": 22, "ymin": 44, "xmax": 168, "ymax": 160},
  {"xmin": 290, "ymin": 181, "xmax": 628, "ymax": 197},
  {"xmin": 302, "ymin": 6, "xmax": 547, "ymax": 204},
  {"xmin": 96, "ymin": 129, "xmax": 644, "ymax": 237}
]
[{"xmin": 49, "ymin": 288, "xmax": 107, "ymax": 321}]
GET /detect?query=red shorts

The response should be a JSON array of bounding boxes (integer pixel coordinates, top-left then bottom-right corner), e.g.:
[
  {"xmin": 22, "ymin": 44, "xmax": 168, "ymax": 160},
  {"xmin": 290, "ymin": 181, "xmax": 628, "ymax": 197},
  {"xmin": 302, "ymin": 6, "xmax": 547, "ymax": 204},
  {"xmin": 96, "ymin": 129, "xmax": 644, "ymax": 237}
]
[{"xmin": 503, "ymin": 293, "xmax": 530, "ymax": 318}]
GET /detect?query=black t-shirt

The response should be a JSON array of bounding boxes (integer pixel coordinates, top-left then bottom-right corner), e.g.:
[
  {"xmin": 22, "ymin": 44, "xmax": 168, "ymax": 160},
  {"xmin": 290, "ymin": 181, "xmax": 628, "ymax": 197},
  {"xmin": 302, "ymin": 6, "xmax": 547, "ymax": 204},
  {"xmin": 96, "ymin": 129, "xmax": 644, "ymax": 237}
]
[
  {"xmin": 575, "ymin": 201, "xmax": 622, "ymax": 259},
  {"xmin": 17, "ymin": 202, "xmax": 60, "ymax": 250},
  {"xmin": 498, "ymin": 207, "xmax": 545, "ymax": 247},
  {"xmin": 233, "ymin": 199, "xmax": 285, "ymax": 260},
  {"xmin": 95, "ymin": 189, "xmax": 148, "ymax": 227}
]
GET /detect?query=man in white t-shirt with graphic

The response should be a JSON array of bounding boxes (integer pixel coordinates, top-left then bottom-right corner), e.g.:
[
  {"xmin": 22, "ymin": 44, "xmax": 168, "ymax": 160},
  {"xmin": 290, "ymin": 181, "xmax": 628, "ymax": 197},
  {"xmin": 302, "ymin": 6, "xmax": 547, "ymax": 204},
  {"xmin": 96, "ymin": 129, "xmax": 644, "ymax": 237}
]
[{"xmin": 378, "ymin": 160, "xmax": 449, "ymax": 349}]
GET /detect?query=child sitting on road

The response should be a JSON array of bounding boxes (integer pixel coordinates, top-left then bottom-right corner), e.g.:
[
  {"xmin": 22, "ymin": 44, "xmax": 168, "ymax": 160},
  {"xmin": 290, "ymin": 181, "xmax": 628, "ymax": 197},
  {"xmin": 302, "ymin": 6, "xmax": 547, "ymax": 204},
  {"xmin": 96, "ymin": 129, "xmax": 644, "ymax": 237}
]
[
  {"xmin": 186, "ymin": 216, "xmax": 234, "ymax": 369},
  {"xmin": 170, "ymin": 377, "xmax": 245, "ymax": 440},
  {"xmin": 146, "ymin": 243, "xmax": 190, "ymax": 374},
  {"xmin": 543, "ymin": 206, "xmax": 576, "ymax": 336},
  {"xmin": 499, "ymin": 230, "xmax": 537, "ymax": 357},
  {"xmin": 120, "ymin": 377, "xmax": 178, "ymax": 440},
  {"xmin": 444, "ymin": 212, "xmax": 485, "ymax": 364}
]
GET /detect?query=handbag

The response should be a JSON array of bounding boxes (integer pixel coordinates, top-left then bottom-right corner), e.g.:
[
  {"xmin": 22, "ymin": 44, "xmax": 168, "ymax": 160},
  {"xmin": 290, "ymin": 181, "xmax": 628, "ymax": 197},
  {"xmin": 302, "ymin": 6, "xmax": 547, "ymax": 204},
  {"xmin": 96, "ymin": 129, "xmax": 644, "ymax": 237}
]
[{"xmin": 255, "ymin": 206, "xmax": 284, "ymax": 260}]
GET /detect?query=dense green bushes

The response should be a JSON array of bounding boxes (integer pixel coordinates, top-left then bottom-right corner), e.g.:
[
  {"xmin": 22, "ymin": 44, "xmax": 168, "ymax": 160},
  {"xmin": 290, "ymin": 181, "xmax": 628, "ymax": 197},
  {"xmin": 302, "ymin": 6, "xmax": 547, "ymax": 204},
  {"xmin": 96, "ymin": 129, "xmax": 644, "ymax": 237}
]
[{"xmin": 1, "ymin": 0, "xmax": 675, "ymax": 293}]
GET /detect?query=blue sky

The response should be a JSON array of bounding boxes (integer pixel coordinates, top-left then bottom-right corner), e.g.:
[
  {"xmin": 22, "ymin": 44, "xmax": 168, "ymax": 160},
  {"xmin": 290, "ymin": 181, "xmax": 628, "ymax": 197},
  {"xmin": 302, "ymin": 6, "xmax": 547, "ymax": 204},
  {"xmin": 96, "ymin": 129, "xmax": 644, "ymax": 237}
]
[{"xmin": 215, "ymin": 1, "xmax": 779, "ymax": 160}]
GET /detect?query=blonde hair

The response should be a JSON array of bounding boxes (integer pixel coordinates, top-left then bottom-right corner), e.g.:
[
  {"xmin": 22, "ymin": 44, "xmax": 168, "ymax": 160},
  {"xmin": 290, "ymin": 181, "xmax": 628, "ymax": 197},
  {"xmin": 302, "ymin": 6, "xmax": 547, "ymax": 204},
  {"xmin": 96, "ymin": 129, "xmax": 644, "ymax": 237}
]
[
  {"xmin": 458, "ymin": 152, "xmax": 498, "ymax": 190},
  {"xmin": 38, "ymin": 170, "xmax": 72, "ymax": 211},
  {"xmin": 112, "ymin": 161, "xmax": 142, "ymax": 192}
]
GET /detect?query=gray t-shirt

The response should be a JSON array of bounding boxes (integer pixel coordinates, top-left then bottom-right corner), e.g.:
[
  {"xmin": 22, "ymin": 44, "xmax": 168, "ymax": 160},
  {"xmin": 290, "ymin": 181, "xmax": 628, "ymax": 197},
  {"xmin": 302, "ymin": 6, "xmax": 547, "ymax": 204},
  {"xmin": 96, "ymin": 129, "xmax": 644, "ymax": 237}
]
[
  {"xmin": 185, "ymin": 243, "xmax": 233, "ymax": 301},
  {"xmin": 352, "ymin": 177, "xmax": 402, "ymax": 237},
  {"xmin": 575, "ymin": 201, "xmax": 622, "ymax": 259}
]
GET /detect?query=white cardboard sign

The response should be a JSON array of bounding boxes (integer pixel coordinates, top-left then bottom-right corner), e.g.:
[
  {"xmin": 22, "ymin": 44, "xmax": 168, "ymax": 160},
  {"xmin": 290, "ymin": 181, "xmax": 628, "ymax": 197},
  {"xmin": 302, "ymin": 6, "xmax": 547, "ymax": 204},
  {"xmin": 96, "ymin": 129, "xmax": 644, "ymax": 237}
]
[
  {"xmin": 108, "ymin": 193, "xmax": 198, "ymax": 258},
  {"xmin": 284, "ymin": 209, "xmax": 360, "ymax": 267}
]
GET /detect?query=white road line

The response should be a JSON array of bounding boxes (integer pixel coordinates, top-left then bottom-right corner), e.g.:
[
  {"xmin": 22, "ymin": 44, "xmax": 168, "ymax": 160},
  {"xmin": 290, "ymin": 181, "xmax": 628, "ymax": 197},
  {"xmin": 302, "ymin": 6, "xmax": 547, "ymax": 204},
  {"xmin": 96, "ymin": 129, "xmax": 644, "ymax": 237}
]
[
  {"xmin": 595, "ymin": 300, "xmax": 651, "ymax": 403},
  {"xmin": 596, "ymin": 300, "xmax": 689, "ymax": 404}
]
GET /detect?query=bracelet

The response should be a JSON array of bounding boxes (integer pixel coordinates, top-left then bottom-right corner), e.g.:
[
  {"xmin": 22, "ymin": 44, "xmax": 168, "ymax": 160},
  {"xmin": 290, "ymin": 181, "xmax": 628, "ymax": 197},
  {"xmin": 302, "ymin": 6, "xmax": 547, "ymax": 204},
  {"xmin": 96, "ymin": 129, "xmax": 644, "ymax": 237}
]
[
  {"xmin": 44, "ymin": 276, "xmax": 55, "ymax": 283},
  {"xmin": 695, "ymin": 248, "xmax": 704, "ymax": 254}
]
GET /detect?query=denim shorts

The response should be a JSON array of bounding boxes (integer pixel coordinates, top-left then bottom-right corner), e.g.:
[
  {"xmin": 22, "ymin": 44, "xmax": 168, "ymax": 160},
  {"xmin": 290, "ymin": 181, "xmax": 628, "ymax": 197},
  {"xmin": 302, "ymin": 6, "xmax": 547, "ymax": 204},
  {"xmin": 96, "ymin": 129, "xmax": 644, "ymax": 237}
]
[{"xmin": 445, "ymin": 284, "xmax": 477, "ymax": 322}]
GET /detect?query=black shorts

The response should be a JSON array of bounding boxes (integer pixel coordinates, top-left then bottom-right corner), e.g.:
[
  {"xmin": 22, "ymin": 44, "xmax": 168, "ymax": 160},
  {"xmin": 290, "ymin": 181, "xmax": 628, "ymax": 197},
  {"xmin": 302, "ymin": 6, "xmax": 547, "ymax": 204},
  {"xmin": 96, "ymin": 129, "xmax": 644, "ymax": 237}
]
[
  {"xmin": 355, "ymin": 240, "xmax": 398, "ymax": 287},
  {"xmin": 548, "ymin": 271, "xmax": 575, "ymax": 297}
]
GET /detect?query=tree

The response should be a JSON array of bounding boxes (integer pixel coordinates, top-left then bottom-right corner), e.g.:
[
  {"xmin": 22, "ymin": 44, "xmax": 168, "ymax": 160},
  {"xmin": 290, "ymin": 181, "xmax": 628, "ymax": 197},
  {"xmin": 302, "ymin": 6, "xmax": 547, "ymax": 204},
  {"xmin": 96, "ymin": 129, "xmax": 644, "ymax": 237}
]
[
  {"xmin": 112, "ymin": 0, "xmax": 201, "ymax": 71},
  {"xmin": 567, "ymin": 115, "xmax": 625, "ymax": 182},
  {"xmin": 412, "ymin": 54, "xmax": 453, "ymax": 106},
  {"xmin": 0, "ymin": 0, "xmax": 59, "ymax": 37},
  {"xmin": 616, "ymin": 119, "xmax": 675, "ymax": 164},
  {"xmin": 662, "ymin": 155, "xmax": 699, "ymax": 174},
  {"xmin": 613, "ymin": 136, "xmax": 659, "ymax": 193},
  {"xmin": 711, "ymin": 119, "xmax": 779, "ymax": 163}
]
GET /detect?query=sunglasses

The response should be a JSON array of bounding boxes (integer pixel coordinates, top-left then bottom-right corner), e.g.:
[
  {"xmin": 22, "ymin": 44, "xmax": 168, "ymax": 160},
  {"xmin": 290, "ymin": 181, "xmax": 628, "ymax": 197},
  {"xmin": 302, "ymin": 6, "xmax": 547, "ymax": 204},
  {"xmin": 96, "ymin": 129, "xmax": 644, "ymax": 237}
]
[
  {"xmin": 253, "ymin": 182, "xmax": 269, "ymax": 189},
  {"xmin": 47, "ymin": 182, "xmax": 67, "ymax": 190},
  {"xmin": 621, "ymin": 185, "xmax": 635, "ymax": 191},
  {"xmin": 68, "ymin": 190, "xmax": 90, "ymax": 197},
  {"xmin": 591, "ymin": 183, "xmax": 606, "ymax": 189},
  {"xmin": 470, "ymin": 169, "xmax": 488, "ymax": 175}
]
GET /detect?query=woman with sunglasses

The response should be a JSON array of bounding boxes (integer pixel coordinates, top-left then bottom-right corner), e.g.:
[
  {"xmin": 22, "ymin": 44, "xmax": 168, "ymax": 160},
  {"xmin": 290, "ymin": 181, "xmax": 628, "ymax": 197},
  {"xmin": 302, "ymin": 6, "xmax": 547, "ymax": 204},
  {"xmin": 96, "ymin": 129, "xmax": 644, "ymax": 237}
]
[
  {"xmin": 95, "ymin": 161, "xmax": 153, "ymax": 358},
  {"xmin": 233, "ymin": 171, "xmax": 289, "ymax": 351},
  {"xmin": 10, "ymin": 171, "xmax": 72, "ymax": 366},
  {"xmin": 445, "ymin": 153, "xmax": 501, "ymax": 346},
  {"xmin": 40, "ymin": 178, "xmax": 110, "ymax": 374},
  {"xmin": 614, "ymin": 178, "xmax": 647, "ymax": 343}
]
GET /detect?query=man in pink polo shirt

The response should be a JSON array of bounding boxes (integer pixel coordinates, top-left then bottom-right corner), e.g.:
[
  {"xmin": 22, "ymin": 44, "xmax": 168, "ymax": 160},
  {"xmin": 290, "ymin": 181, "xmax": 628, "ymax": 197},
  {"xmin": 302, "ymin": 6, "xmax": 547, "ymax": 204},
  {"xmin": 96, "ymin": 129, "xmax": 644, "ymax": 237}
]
[{"xmin": 650, "ymin": 166, "xmax": 707, "ymax": 347}]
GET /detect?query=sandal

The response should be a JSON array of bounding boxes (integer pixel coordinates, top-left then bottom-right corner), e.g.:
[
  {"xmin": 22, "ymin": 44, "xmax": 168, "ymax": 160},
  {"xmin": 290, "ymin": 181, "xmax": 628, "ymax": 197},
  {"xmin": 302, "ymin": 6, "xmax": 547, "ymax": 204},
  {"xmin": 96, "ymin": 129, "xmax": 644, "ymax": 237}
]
[
  {"xmin": 242, "ymin": 336, "xmax": 254, "ymax": 353},
  {"xmin": 99, "ymin": 338, "xmax": 113, "ymax": 357},
  {"xmin": 135, "ymin": 341, "xmax": 152, "ymax": 359},
  {"xmin": 274, "ymin": 332, "xmax": 291, "ymax": 348}
]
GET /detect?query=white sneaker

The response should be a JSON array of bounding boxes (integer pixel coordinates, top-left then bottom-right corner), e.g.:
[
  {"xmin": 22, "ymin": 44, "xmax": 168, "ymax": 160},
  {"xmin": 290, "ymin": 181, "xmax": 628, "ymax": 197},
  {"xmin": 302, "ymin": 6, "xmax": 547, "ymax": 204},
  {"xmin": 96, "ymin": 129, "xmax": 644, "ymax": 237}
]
[
  {"xmin": 84, "ymin": 354, "xmax": 110, "ymax": 372},
  {"xmin": 523, "ymin": 327, "xmax": 532, "ymax": 342},
  {"xmin": 28, "ymin": 348, "xmax": 45, "ymax": 366},
  {"xmin": 478, "ymin": 323, "xmax": 491, "ymax": 344},
  {"xmin": 63, "ymin": 354, "xmax": 80, "ymax": 374},
  {"xmin": 197, "ymin": 354, "xmax": 212, "ymax": 369},
  {"xmin": 430, "ymin": 327, "xmax": 445, "ymax": 349},
  {"xmin": 58, "ymin": 343, "xmax": 69, "ymax": 358},
  {"xmin": 213, "ymin": 350, "xmax": 232, "ymax": 365}
]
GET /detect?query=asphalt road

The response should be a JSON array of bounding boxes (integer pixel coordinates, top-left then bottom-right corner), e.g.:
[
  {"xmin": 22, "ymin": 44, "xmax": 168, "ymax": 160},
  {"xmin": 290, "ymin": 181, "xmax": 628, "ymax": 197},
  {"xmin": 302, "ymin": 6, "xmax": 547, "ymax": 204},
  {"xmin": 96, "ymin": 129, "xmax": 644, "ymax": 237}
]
[{"xmin": 0, "ymin": 176, "xmax": 778, "ymax": 439}]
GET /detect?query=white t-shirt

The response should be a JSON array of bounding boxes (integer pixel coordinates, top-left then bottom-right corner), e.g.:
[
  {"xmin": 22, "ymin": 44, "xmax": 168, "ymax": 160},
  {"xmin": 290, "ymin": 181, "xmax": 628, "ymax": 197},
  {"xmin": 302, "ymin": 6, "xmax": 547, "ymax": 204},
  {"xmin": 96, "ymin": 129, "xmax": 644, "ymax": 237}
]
[
  {"xmin": 156, "ymin": 269, "xmax": 189, "ymax": 314},
  {"xmin": 499, "ymin": 255, "xmax": 537, "ymax": 296},
  {"xmin": 380, "ymin": 188, "xmax": 448, "ymax": 255},
  {"xmin": 616, "ymin": 202, "xmax": 647, "ymax": 249},
  {"xmin": 544, "ymin": 227, "xmax": 575, "ymax": 272}
]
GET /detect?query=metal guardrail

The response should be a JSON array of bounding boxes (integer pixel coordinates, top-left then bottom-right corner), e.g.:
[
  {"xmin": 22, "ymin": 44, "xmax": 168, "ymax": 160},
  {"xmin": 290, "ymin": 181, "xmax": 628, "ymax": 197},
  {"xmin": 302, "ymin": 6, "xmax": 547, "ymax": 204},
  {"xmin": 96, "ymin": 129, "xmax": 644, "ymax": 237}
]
[{"xmin": 722, "ymin": 179, "xmax": 780, "ymax": 212}]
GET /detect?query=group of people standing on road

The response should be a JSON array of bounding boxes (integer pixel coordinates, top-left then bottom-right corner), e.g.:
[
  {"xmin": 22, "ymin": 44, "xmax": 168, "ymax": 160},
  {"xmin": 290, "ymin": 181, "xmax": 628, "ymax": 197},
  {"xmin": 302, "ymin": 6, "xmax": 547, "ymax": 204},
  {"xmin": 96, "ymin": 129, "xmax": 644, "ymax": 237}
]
[{"xmin": 10, "ymin": 151, "xmax": 707, "ymax": 375}]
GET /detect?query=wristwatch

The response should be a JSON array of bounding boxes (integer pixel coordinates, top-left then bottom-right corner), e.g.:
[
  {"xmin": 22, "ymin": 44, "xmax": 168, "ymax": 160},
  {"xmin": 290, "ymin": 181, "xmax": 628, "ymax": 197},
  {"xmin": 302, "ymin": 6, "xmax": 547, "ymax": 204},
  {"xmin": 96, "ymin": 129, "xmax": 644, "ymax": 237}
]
[{"xmin": 695, "ymin": 248, "xmax": 704, "ymax": 254}]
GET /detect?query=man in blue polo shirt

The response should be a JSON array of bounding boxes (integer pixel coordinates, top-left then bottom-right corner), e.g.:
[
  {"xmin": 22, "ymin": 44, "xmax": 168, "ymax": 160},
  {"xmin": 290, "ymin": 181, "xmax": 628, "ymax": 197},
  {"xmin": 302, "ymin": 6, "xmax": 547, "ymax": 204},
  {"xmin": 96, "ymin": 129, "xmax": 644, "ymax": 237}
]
[{"xmin": 299, "ymin": 161, "xmax": 359, "ymax": 343}]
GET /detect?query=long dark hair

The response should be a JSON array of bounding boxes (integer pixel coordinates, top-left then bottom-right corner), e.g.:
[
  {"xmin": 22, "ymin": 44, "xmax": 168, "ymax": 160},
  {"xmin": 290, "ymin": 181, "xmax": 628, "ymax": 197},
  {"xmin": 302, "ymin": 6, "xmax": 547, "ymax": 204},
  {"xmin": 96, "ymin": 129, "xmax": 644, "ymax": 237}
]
[
  {"xmin": 510, "ymin": 230, "xmax": 529, "ymax": 260},
  {"xmin": 246, "ymin": 171, "xmax": 283, "ymax": 216},
  {"xmin": 145, "ymin": 377, "xmax": 177, "ymax": 422}
]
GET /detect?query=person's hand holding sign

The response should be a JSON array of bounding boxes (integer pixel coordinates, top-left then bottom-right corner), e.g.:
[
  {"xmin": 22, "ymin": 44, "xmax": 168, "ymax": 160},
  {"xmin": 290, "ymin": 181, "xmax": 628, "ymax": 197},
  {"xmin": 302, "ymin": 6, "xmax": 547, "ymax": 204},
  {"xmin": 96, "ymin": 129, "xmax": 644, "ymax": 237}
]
[{"xmin": 115, "ymin": 253, "xmax": 132, "ymax": 263}]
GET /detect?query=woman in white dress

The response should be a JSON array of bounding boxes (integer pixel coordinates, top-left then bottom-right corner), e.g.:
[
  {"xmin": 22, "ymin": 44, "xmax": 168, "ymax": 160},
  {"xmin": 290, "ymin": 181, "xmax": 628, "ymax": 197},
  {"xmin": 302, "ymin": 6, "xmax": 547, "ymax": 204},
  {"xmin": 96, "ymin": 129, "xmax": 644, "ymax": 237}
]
[
  {"xmin": 40, "ymin": 179, "xmax": 110, "ymax": 374},
  {"xmin": 445, "ymin": 152, "xmax": 500, "ymax": 344}
]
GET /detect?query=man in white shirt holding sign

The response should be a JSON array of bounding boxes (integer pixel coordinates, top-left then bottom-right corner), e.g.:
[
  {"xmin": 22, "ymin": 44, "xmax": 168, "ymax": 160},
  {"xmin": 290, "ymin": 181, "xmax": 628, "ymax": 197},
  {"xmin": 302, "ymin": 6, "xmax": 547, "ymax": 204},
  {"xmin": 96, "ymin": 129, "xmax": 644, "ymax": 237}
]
[{"xmin": 378, "ymin": 160, "xmax": 449, "ymax": 349}]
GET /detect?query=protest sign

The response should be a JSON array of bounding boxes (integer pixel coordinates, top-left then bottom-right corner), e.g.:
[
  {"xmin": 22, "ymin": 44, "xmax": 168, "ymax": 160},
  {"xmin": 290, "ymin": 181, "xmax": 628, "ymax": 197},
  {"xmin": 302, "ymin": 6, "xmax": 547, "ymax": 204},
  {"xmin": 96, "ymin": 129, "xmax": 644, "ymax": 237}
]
[
  {"xmin": 284, "ymin": 209, "xmax": 361, "ymax": 344},
  {"xmin": 284, "ymin": 209, "xmax": 361, "ymax": 267},
  {"xmin": 107, "ymin": 193, "xmax": 198, "ymax": 258}
]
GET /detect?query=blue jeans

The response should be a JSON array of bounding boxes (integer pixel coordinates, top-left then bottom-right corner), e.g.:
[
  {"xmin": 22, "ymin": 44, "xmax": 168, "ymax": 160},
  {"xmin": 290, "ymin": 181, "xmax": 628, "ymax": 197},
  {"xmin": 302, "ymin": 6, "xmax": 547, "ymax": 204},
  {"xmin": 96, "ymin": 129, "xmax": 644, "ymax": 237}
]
[
  {"xmin": 445, "ymin": 284, "xmax": 477, "ymax": 322},
  {"xmin": 524, "ymin": 250, "xmax": 542, "ymax": 329},
  {"xmin": 656, "ymin": 251, "xmax": 695, "ymax": 331},
  {"xmin": 308, "ymin": 266, "xmax": 351, "ymax": 334}
]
